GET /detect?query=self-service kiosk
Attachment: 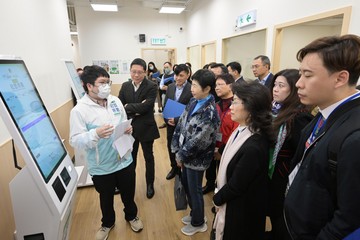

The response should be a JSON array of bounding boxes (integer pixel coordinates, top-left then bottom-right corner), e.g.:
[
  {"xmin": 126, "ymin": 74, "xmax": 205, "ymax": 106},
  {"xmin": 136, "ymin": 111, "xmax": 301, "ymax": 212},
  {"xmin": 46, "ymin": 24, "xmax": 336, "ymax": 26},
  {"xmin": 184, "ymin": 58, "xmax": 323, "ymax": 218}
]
[
  {"xmin": 63, "ymin": 60, "xmax": 93, "ymax": 187},
  {"xmin": 0, "ymin": 57, "xmax": 78, "ymax": 240}
]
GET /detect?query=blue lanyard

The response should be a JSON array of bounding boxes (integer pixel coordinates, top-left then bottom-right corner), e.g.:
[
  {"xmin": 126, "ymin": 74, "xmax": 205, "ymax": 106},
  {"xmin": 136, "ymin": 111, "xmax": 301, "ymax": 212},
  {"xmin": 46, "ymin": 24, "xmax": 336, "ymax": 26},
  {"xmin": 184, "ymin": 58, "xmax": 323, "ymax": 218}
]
[
  {"xmin": 333, "ymin": 92, "xmax": 360, "ymax": 112},
  {"xmin": 309, "ymin": 92, "xmax": 360, "ymax": 143}
]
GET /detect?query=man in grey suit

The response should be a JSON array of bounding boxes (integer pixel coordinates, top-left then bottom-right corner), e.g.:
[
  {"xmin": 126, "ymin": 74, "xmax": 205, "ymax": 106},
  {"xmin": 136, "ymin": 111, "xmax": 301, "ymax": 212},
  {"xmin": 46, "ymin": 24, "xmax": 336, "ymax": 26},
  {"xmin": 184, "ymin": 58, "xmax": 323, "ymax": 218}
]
[
  {"xmin": 252, "ymin": 55, "xmax": 273, "ymax": 88},
  {"xmin": 164, "ymin": 64, "xmax": 193, "ymax": 180},
  {"xmin": 118, "ymin": 58, "xmax": 160, "ymax": 199}
]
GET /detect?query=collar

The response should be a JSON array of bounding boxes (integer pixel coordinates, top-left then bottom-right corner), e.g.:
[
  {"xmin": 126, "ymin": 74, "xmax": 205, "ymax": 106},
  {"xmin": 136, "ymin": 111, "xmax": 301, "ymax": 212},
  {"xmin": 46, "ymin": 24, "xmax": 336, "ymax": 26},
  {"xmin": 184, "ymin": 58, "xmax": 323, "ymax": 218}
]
[
  {"xmin": 259, "ymin": 72, "xmax": 271, "ymax": 81},
  {"xmin": 132, "ymin": 79, "xmax": 144, "ymax": 88},
  {"xmin": 319, "ymin": 90, "xmax": 360, "ymax": 119},
  {"xmin": 197, "ymin": 94, "xmax": 211, "ymax": 104},
  {"xmin": 176, "ymin": 80, "xmax": 187, "ymax": 89}
]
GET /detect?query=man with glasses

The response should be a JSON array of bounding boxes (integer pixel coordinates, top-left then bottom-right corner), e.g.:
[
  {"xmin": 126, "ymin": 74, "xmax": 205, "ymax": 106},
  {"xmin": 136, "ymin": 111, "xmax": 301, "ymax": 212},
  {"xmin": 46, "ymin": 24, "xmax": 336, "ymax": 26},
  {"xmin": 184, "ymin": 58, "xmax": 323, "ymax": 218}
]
[
  {"xmin": 118, "ymin": 58, "xmax": 160, "ymax": 199},
  {"xmin": 70, "ymin": 65, "xmax": 143, "ymax": 240},
  {"xmin": 252, "ymin": 55, "xmax": 273, "ymax": 88}
]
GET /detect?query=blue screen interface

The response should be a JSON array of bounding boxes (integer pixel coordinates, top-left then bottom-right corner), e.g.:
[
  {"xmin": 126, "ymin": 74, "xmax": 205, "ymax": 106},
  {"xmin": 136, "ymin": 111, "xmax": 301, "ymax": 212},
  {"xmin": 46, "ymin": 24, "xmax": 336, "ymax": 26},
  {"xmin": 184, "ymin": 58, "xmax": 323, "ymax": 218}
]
[{"xmin": 0, "ymin": 61, "xmax": 66, "ymax": 183}]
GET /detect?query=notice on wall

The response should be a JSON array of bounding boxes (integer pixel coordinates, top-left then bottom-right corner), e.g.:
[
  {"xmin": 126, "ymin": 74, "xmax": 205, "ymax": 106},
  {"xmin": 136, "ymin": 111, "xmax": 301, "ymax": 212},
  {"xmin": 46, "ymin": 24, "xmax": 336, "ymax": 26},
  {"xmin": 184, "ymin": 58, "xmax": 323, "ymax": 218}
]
[
  {"xmin": 93, "ymin": 60, "xmax": 110, "ymax": 73},
  {"xmin": 120, "ymin": 60, "xmax": 130, "ymax": 74},
  {"xmin": 109, "ymin": 60, "xmax": 119, "ymax": 74}
]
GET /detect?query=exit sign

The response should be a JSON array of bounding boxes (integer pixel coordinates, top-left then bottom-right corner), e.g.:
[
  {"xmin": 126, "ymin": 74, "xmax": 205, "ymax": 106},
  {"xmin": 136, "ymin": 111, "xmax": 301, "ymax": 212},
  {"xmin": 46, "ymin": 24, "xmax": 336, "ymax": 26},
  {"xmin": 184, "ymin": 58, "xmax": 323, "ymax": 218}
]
[
  {"xmin": 236, "ymin": 10, "xmax": 257, "ymax": 28},
  {"xmin": 151, "ymin": 37, "xmax": 167, "ymax": 45}
]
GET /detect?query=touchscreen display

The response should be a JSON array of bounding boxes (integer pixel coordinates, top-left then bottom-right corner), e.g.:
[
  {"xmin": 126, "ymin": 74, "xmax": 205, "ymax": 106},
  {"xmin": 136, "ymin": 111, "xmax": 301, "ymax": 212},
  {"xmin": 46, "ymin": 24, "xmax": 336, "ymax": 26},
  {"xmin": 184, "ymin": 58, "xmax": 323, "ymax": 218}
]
[
  {"xmin": 0, "ymin": 60, "xmax": 66, "ymax": 183},
  {"xmin": 64, "ymin": 61, "xmax": 85, "ymax": 99}
]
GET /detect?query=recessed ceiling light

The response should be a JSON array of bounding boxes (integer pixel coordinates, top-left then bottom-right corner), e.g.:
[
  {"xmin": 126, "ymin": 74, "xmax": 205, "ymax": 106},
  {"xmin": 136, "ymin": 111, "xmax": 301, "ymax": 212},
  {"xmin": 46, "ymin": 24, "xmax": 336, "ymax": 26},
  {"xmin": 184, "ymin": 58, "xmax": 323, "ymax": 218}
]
[
  {"xmin": 159, "ymin": 6, "xmax": 185, "ymax": 14},
  {"xmin": 91, "ymin": 4, "xmax": 118, "ymax": 12}
]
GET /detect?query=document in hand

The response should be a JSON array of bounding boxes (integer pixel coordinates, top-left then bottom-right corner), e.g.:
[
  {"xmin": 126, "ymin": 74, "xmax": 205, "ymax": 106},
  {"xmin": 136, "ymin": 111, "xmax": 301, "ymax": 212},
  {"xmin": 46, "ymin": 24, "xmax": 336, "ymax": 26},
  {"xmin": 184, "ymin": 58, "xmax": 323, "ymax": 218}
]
[
  {"xmin": 112, "ymin": 119, "xmax": 135, "ymax": 158},
  {"xmin": 162, "ymin": 99, "xmax": 186, "ymax": 119}
]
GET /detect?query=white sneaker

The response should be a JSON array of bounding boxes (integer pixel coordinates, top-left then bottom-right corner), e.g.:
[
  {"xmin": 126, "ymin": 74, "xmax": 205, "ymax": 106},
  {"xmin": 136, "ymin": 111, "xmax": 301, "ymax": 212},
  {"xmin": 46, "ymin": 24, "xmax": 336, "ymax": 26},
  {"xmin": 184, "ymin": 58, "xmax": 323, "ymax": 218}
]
[
  {"xmin": 129, "ymin": 217, "xmax": 143, "ymax": 232},
  {"xmin": 96, "ymin": 225, "xmax": 114, "ymax": 240},
  {"xmin": 181, "ymin": 215, "xmax": 207, "ymax": 225},
  {"xmin": 181, "ymin": 223, "xmax": 208, "ymax": 236}
]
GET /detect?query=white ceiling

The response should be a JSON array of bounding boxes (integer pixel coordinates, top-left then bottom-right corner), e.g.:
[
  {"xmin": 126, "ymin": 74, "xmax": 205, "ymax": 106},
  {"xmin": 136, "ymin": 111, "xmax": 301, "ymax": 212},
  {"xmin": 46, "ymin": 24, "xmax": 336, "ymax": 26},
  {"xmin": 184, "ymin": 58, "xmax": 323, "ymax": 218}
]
[
  {"xmin": 67, "ymin": 0, "xmax": 193, "ymax": 9},
  {"xmin": 67, "ymin": 0, "xmax": 194, "ymax": 32}
]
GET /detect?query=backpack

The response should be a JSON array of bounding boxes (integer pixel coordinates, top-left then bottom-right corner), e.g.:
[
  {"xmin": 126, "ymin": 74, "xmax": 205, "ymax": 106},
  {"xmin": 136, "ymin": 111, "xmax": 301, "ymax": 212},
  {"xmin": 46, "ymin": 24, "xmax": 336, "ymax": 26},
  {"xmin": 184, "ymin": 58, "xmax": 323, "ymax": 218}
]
[{"xmin": 327, "ymin": 114, "xmax": 360, "ymax": 206}]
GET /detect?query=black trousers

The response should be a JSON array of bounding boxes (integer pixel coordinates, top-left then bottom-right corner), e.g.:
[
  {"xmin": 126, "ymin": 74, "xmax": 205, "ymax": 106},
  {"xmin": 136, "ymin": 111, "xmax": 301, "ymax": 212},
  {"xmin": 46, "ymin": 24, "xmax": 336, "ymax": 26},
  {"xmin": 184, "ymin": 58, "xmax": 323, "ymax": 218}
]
[
  {"xmin": 132, "ymin": 139, "xmax": 155, "ymax": 185},
  {"xmin": 204, "ymin": 158, "xmax": 218, "ymax": 188},
  {"xmin": 92, "ymin": 162, "xmax": 138, "ymax": 228},
  {"xmin": 166, "ymin": 124, "xmax": 176, "ymax": 168}
]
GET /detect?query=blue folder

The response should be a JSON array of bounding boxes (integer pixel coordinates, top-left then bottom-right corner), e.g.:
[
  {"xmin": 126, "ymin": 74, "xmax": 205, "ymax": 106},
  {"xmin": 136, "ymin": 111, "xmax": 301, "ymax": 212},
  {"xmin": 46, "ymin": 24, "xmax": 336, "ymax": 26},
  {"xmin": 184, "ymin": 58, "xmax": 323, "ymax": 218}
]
[
  {"xmin": 162, "ymin": 99, "xmax": 186, "ymax": 119},
  {"xmin": 344, "ymin": 228, "xmax": 360, "ymax": 240}
]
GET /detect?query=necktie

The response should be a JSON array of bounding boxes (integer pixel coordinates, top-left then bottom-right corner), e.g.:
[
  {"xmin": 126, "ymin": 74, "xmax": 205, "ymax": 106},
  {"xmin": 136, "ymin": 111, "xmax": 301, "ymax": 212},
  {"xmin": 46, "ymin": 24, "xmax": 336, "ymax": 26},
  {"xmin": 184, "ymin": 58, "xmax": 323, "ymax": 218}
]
[{"xmin": 305, "ymin": 114, "xmax": 325, "ymax": 149}]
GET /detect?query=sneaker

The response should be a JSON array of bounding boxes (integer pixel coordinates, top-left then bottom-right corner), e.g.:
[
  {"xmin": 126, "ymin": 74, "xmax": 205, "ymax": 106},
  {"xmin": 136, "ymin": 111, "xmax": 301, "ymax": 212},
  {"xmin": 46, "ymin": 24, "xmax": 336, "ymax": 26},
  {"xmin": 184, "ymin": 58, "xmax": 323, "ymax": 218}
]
[
  {"xmin": 96, "ymin": 225, "xmax": 114, "ymax": 240},
  {"xmin": 181, "ymin": 215, "xmax": 207, "ymax": 225},
  {"xmin": 129, "ymin": 217, "xmax": 143, "ymax": 232},
  {"xmin": 181, "ymin": 223, "xmax": 208, "ymax": 236}
]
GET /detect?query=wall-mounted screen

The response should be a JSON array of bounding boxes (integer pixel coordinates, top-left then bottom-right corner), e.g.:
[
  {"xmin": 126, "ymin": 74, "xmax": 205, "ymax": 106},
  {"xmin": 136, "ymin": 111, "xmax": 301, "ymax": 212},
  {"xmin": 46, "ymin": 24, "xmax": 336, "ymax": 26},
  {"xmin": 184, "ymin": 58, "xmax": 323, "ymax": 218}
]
[
  {"xmin": 0, "ymin": 59, "xmax": 67, "ymax": 183},
  {"xmin": 64, "ymin": 60, "xmax": 85, "ymax": 100}
]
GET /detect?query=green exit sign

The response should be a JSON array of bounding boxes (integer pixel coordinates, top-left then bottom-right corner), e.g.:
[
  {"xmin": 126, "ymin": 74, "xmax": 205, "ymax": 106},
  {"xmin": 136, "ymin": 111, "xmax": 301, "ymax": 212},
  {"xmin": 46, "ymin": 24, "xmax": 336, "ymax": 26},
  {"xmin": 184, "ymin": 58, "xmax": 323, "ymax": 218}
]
[
  {"xmin": 236, "ymin": 10, "xmax": 257, "ymax": 29},
  {"xmin": 151, "ymin": 37, "xmax": 167, "ymax": 45}
]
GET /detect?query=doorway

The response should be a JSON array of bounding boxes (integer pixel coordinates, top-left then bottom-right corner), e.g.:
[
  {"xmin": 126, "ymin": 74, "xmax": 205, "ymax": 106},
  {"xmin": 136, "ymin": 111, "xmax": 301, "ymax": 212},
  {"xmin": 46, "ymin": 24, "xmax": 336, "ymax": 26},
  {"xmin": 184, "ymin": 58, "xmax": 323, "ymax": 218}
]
[
  {"xmin": 141, "ymin": 48, "xmax": 177, "ymax": 73},
  {"xmin": 272, "ymin": 6, "xmax": 351, "ymax": 72}
]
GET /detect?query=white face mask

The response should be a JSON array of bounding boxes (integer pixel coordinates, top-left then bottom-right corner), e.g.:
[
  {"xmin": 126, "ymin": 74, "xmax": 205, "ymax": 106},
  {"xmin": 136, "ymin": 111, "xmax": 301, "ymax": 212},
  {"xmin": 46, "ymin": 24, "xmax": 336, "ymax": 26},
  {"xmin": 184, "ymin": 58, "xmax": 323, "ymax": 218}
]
[{"xmin": 97, "ymin": 84, "xmax": 111, "ymax": 99}]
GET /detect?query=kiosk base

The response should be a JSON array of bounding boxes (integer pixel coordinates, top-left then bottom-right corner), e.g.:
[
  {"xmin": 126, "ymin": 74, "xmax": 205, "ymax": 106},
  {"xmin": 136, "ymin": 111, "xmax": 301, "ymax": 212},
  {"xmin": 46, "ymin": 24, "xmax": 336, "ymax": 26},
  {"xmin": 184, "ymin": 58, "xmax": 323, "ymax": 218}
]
[{"xmin": 10, "ymin": 167, "xmax": 76, "ymax": 240}]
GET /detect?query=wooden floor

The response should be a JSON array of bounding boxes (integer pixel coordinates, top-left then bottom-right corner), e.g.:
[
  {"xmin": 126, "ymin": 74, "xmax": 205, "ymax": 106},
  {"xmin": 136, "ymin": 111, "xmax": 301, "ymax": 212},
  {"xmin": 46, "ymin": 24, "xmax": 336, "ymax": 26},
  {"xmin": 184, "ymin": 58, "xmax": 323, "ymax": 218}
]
[{"xmin": 69, "ymin": 113, "xmax": 215, "ymax": 240}]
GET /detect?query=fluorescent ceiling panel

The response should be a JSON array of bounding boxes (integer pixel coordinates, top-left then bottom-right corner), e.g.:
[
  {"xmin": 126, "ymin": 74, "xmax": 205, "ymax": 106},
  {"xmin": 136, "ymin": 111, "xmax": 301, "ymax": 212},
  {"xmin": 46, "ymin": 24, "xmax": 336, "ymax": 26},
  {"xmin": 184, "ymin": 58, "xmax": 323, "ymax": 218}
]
[
  {"xmin": 91, "ymin": 4, "xmax": 118, "ymax": 12},
  {"xmin": 159, "ymin": 6, "xmax": 185, "ymax": 14}
]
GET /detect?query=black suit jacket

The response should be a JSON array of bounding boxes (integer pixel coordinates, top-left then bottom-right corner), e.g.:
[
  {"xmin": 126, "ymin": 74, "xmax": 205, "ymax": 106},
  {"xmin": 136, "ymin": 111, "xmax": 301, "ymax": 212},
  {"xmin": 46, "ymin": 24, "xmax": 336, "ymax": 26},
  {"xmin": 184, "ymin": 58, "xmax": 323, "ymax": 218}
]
[
  {"xmin": 235, "ymin": 76, "xmax": 245, "ymax": 83},
  {"xmin": 118, "ymin": 78, "xmax": 160, "ymax": 142},
  {"xmin": 264, "ymin": 73, "xmax": 274, "ymax": 88},
  {"xmin": 164, "ymin": 82, "xmax": 192, "ymax": 125}
]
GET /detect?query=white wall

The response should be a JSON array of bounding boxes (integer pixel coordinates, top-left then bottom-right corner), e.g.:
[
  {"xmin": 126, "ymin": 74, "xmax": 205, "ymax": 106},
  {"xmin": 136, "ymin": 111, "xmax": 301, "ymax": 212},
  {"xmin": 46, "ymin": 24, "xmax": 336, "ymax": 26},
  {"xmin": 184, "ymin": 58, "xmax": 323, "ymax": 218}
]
[
  {"xmin": 0, "ymin": 0, "xmax": 73, "ymax": 144},
  {"xmin": 186, "ymin": 0, "xmax": 360, "ymax": 63},
  {"xmin": 75, "ymin": 5, "xmax": 187, "ymax": 83}
]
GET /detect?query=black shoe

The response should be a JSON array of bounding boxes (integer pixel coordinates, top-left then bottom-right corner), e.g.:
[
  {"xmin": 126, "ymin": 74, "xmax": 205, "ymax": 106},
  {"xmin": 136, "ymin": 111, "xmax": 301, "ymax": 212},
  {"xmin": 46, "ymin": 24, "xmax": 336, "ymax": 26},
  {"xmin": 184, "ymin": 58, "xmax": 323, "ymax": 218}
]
[
  {"xmin": 146, "ymin": 184, "xmax": 155, "ymax": 199},
  {"xmin": 166, "ymin": 168, "xmax": 177, "ymax": 180},
  {"xmin": 158, "ymin": 108, "xmax": 163, "ymax": 113},
  {"xmin": 114, "ymin": 187, "xmax": 120, "ymax": 195},
  {"xmin": 202, "ymin": 185, "xmax": 215, "ymax": 195},
  {"xmin": 159, "ymin": 123, "xmax": 167, "ymax": 129},
  {"xmin": 211, "ymin": 206, "xmax": 216, "ymax": 213}
]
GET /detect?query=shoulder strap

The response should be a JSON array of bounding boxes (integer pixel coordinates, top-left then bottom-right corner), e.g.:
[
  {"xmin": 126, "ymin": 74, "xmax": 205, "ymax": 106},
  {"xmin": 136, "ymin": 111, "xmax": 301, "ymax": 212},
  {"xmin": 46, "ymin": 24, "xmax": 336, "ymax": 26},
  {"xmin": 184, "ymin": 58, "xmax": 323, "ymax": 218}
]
[
  {"xmin": 328, "ymin": 115, "xmax": 360, "ymax": 171},
  {"xmin": 328, "ymin": 114, "xmax": 360, "ymax": 205}
]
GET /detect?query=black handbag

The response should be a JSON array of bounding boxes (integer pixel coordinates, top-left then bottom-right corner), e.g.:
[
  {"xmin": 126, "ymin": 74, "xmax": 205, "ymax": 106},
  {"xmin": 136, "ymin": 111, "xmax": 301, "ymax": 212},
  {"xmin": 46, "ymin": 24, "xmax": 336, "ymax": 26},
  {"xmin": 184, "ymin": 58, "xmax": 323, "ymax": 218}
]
[{"xmin": 174, "ymin": 172, "xmax": 187, "ymax": 211}]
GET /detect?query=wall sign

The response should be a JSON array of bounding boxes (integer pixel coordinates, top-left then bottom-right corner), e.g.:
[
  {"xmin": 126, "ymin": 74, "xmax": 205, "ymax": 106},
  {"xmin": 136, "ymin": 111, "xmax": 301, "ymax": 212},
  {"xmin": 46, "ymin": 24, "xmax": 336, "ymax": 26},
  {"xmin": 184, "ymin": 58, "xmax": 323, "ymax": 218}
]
[
  {"xmin": 151, "ymin": 37, "xmax": 167, "ymax": 45},
  {"xmin": 236, "ymin": 10, "xmax": 257, "ymax": 28}
]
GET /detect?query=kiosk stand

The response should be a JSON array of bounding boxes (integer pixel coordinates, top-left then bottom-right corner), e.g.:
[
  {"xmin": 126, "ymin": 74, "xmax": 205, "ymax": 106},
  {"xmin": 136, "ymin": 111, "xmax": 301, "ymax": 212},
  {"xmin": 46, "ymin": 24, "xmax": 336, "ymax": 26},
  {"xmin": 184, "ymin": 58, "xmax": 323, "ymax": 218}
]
[{"xmin": 0, "ymin": 57, "xmax": 78, "ymax": 240}]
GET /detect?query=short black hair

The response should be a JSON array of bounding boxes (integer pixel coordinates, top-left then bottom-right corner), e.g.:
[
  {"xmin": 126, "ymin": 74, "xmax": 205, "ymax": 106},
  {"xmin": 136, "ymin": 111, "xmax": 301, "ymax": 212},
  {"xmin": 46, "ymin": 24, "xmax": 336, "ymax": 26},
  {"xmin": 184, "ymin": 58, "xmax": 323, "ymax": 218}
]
[
  {"xmin": 131, "ymin": 58, "xmax": 147, "ymax": 71},
  {"xmin": 226, "ymin": 61, "xmax": 242, "ymax": 74},
  {"xmin": 192, "ymin": 69, "xmax": 216, "ymax": 91},
  {"xmin": 216, "ymin": 73, "xmax": 234, "ymax": 85},
  {"xmin": 174, "ymin": 64, "xmax": 189, "ymax": 75},
  {"xmin": 80, "ymin": 65, "xmax": 109, "ymax": 93},
  {"xmin": 210, "ymin": 63, "xmax": 229, "ymax": 74}
]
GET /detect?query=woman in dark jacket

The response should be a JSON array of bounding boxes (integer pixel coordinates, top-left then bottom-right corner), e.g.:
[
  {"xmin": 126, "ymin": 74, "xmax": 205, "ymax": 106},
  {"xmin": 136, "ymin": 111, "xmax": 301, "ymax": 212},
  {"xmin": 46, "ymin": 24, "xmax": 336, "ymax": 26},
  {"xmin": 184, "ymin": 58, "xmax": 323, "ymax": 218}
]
[
  {"xmin": 212, "ymin": 81, "xmax": 273, "ymax": 240},
  {"xmin": 268, "ymin": 69, "xmax": 313, "ymax": 240}
]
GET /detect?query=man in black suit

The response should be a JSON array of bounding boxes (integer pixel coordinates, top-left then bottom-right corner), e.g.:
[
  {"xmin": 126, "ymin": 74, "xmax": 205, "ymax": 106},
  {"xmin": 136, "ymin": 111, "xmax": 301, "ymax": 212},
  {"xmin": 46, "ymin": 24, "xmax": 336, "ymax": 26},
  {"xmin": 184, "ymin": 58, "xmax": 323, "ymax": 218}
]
[
  {"xmin": 119, "ymin": 58, "xmax": 160, "ymax": 199},
  {"xmin": 227, "ymin": 61, "xmax": 245, "ymax": 83},
  {"xmin": 252, "ymin": 55, "xmax": 273, "ymax": 88},
  {"xmin": 163, "ymin": 64, "xmax": 193, "ymax": 180}
]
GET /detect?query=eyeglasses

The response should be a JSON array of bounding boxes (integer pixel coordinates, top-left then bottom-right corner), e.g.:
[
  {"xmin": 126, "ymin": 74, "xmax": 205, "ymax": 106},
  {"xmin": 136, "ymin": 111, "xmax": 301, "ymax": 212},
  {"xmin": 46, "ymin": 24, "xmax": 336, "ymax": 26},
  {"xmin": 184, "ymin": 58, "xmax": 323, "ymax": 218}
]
[
  {"xmin": 130, "ymin": 70, "xmax": 145, "ymax": 75},
  {"xmin": 94, "ymin": 80, "xmax": 112, "ymax": 87},
  {"xmin": 231, "ymin": 100, "xmax": 242, "ymax": 105}
]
